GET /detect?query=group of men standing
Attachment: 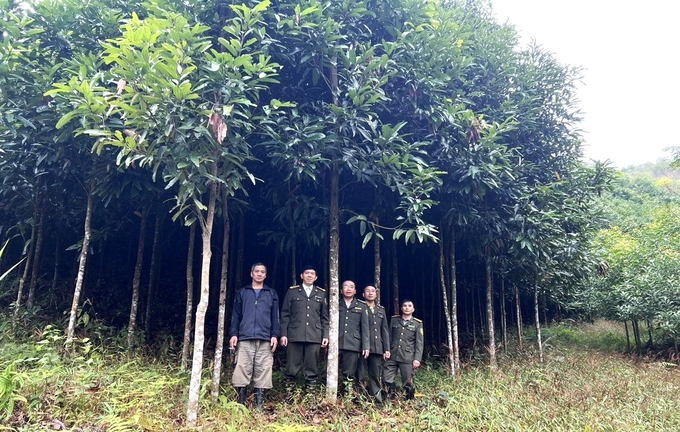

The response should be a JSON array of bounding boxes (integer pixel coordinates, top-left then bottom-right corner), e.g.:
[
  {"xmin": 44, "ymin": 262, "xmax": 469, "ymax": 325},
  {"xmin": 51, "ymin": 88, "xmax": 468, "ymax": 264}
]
[{"xmin": 228, "ymin": 263, "xmax": 424, "ymax": 409}]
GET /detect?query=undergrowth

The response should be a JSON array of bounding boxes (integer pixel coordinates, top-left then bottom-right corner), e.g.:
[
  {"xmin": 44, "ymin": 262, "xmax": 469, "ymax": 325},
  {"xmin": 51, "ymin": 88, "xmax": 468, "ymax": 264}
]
[{"xmin": 0, "ymin": 320, "xmax": 678, "ymax": 431}]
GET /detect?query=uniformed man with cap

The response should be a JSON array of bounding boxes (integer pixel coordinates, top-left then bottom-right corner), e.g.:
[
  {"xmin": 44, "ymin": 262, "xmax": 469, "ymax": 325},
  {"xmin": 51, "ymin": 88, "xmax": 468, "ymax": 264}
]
[
  {"xmin": 357, "ymin": 284, "xmax": 390, "ymax": 403},
  {"xmin": 383, "ymin": 299, "xmax": 423, "ymax": 400},
  {"xmin": 337, "ymin": 280, "xmax": 369, "ymax": 394},
  {"xmin": 280, "ymin": 265, "xmax": 329, "ymax": 389}
]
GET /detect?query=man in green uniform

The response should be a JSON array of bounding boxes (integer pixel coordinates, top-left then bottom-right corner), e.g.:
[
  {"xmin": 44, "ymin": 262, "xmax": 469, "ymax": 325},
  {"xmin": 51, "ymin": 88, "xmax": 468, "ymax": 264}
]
[
  {"xmin": 280, "ymin": 265, "xmax": 329, "ymax": 389},
  {"xmin": 338, "ymin": 280, "xmax": 369, "ymax": 393},
  {"xmin": 358, "ymin": 284, "xmax": 390, "ymax": 403},
  {"xmin": 383, "ymin": 299, "xmax": 423, "ymax": 401}
]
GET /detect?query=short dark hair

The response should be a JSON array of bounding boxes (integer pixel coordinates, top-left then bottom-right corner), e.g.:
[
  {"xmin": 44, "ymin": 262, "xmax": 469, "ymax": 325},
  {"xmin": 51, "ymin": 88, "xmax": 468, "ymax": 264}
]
[
  {"xmin": 363, "ymin": 285, "xmax": 378, "ymax": 292},
  {"xmin": 251, "ymin": 262, "xmax": 267, "ymax": 272},
  {"xmin": 301, "ymin": 265, "xmax": 315, "ymax": 273},
  {"xmin": 401, "ymin": 298, "xmax": 414, "ymax": 307}
]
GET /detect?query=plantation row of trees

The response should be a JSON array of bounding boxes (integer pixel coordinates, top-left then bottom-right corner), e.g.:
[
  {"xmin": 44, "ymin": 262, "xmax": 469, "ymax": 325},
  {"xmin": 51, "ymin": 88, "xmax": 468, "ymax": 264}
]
[{"xmin": 0, "ymin": 0, "xmax": 652, "ymax": 425}]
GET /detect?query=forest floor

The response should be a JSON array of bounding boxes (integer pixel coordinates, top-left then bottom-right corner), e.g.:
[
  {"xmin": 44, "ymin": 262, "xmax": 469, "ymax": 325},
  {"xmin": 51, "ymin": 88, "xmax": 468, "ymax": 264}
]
[{"xmin": 1, "ymin": 320, "xmax": 679, "ymax": 431}]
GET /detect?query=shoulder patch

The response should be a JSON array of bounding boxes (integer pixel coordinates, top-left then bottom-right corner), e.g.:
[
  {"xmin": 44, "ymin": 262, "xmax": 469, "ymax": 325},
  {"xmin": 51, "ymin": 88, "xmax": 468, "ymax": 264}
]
[
  {"xmin": 377, "ymin": 305, "xmax": 386, "ymax": 310},
  {"xmin": 315, "ymin": 286, "xmax": 326, "ymax": 293},
  {"xmin": 357, "ymin": 299, "xmax": 367, "ymax": 304},
  {"xmin": 413, "ymin": 317, "xmax": 422, "ymax": 323},
  {"xmin": 392, "ymin": 314, "xmax": 401, "ymax": 318},
  {"xmin": 289, "ymin": 285, "xmax": 300, "ymax": 290}
]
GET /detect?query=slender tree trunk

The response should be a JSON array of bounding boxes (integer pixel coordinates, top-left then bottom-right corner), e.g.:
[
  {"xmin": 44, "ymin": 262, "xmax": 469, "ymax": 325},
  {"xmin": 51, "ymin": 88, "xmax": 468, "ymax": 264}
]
[
  {"xmin": 187, "ymin": 174, "xmax": 218, "ymax": 426},
  {"xmin": 211, "ymin": 191, "xmax": 230, "ymax": 400},
  {"xmin": 534, "ymin": 270, "xmax": 543, "ymax": 363},
  {"xmin": 181, "ymin": 223, "xmax": 196, "ymax": 370},
  {"xmin": 500, "ymin": 275, "xmax": 507, "ymax": 352},
  {"xmin": 66, "ymin": 185, "xmax": 95, "ymax": 349},
  {"xmin": 127, "ymin": 208, "xmax": 148, "ymax": 352},
  {"xmin": 515, "ymin": 285, "xmax": 523, "ymax": 348},
  {"xmin": 373, "ymin": 222, "xmax": 381, "ymax": 305},
  {"xmin": 646, "ymin": 320, "xmax": 653, "ymax": 347},
  {"xmin": 144, "ymin": 208, "xmax": 163, "ymax": 337},
  {"xmin": 448, "ymin": 225, "xmax": 460, "ymax": 375},
  {"xmin": 326, "ymin": 162, "xmax": 340, "ymax": 403},
  {"xmin": 51, "ymin": 235, "xmax": 61, "ymax": 298},
  {"xmin": 485, "ymin": 245, "xmax": 496, "ymax": 369},
  {"xmin": 291, "ymin": 240, "xmax": 297, "ymax": 287},
  {"xmin": 624, "ymin": 321, "xmax": 630, "ymax": 353},
  {"xmin": 391, "ymin": 239, "xmax": 399, "ymax": 314},
  {"xmin": 15, "ymin": 221, "xmax": 36, "ymax": 315},
  {"xmin": 439, "ymin": 240, "xmax": 455, "ymax": 376},
  {"xmin": 235, "ymin": 212, "xmax": 245, "ymax": 290},
  {"xmin": 27, "ymin": 203, "xmax": 45, "ymax": 308}
]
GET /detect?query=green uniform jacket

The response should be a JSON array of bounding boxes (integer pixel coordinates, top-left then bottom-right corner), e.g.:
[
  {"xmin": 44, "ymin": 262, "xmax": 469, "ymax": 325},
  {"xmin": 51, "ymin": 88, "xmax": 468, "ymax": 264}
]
[
  {"xmin": 280, "ymin": 285, "xmax": 329, "ymax": 343},
  {"xmin": 338, "ymin": 298, "xmax": 370, "ymax": 352},
  {"xmin": 365, "ymin": 303, "xmax": 390, "ymax": 355},
  {"xmin": 388, "ymin": 315, "xmax": 424, "ymax": 363}
]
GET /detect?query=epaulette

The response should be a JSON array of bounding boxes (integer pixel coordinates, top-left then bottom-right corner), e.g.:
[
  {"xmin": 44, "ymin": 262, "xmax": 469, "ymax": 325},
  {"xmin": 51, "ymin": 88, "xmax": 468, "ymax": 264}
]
[
  {"xmin": 376, "ymin": 304, "xmax": 386, "ymax": 309},
  {"xmin": 315, "ymin": 286, "xmax": 326, "ymax": 292},
  {"xmin": 413, "ymin": 317, "xmax": 422, "ymax": 323},
  {"xmin": 289, "ymin": 285, "xmax": 300, "ymax": 290},
  {"xmin": 357, "ymin": 299, "xmax": 367, "ymax": 304},
  {"xmin": 393, "ymin": 314, "xmax": 401, "ymax": 318}
]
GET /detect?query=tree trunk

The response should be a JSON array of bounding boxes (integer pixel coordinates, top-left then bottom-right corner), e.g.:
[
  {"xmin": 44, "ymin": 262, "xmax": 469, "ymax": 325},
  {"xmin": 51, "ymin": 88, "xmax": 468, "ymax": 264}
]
[
  {"xmin": 624, "ymin": 321, "xmax": 630, "ymax": 353},
  {"xmin": 448, "ymin": 225, "xmax": 460, "ymax": 374},
  {"xmin": 485, "ymin": 244, "xmax": 496, "ymax": 369},
  {"xmin": 50, "ymin": 235, "xmax": 61, "ymax": 298},
  {"xmin": 186, "ymin": 174, "xmax": 218, "ymax": 426},
  {"xmin": 373, "ymin": 222, "xmax": 381, "ymax": 305},
  {"xmin": 181, "ymin": 222, "xmax": 196, "ymax": 370},
  {"xmin": 515, "ymin": 284, "xmax": 523, "ymax": 348},
  {"xmin": 534, "ymin": 270, "xmax": 543, "ymax": 363},
  {"xmin": 326, "ymin": 162, "xmax": 340, "ymax": 403},
  {"xmin": 439, "ymin": 239, "xmax": 455, "ymax": 376},
  {"xmin": 144, "ymin": 207, "xmax": 163, "ymax": 337},
  {"xmin": 127, "ymin": 208, "xmax": 148, "ymax": 352},
  {"xmin": 14, "ymin": 221, "xmax": 36, "ymax": 315},
  {"xmin": 27, "ymin": 203, "xmax": 45, "ymax": 308},
  {"xmin": 391, "ymin": 239, "xmax": 399, "ymax": 314},
  {"xmin": 211, "ymin": 191, "xmax": 230, "ymax": 400},
  {"xmin": 500, "ymin": 275, "xmax": 507, "ymax": 352},
  {"xmin": 235, "ymin": 212, "xmax": 245, "ymax": 290},
  {"xmin": 66, "ymin": 185, "xmax": 94, "ymax": 349},
  {"xmin": 291, "ymin": 240, "xmax": 297, "ymax": 287},
  {"xmin": 646, "ymin": 320, "xmax": 653, "ymax": 347}
]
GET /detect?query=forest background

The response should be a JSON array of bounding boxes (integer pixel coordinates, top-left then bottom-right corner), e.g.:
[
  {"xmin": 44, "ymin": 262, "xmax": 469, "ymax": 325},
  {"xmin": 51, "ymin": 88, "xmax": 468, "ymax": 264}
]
[{"xmin": 1, "ymin": 0, "xmax": 679, "ymax": 430}]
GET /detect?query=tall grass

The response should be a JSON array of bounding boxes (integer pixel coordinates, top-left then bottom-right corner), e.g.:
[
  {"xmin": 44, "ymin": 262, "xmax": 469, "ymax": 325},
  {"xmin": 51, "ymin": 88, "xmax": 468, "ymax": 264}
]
[{"xmin": 1, "ymin": 320, "xmax": 678, "ymax": 431}]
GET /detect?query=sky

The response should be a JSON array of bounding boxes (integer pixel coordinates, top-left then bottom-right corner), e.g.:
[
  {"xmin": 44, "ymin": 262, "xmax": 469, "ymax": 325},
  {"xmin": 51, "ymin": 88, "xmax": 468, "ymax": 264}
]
[{"xmin": 491, "ymin": 0, "xmax": 680, "ymax": 169}]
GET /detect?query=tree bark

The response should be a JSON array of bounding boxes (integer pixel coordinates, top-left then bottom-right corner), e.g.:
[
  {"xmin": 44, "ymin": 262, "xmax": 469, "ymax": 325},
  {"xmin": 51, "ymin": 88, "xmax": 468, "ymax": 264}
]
[
  {"xmin": 515, "ymin": 284, "xmax": 523, "ymax": 348},
  {"xmin": 181, "ymin": 222, "xmax": 196, "ymax": 370},
  {"xmin": 373, "ymin": 222, "xmax": 381, "ymax": 305},
  {"xmin": 127, "ymin": 208, "xmax": 148, "ymax": 352},
  {"xmin": 144, "ymin": 207, "xmax": 163, "ymax": 337},
  {"xmin": 326, "ymin": 162, "xmax": 340, "ymax": 403},
  {"xmin": 485, "ymin": 244, "xmax": 496, "ymax": 369},
  {"xmin": 624, "ymin": 321, "xmax": 630, "ymax": 353},
  {"xmin": 534, "ymin": 270, "xmax": 543, "ymax": 363},
  {"xmin": 14, "ymin": 221, "xmax": 36, "ymax": 316},
  {"xmin": 439, "ymin": 239, "xmax": 455, "ymax": 376},
  {"xmin": 235, "ymin": 212, "xmax": 245, "ymax": 290},
  {"xmin": 500, "ymin": 275, "xmax": 507, "ymax": 352},
  {"xmin": 66, "ymin": 184, "xmax": 95, "ymax": 349},
  {"xmin": 27, "ymin": 202, "xmax": 45, "ymax": 308},
  {"xmin": 211, "ymin": 191, "xmax": 230, "ymax": 400},
  {"xmin": 391, "ymin": 239, "xmax": 399, "ymax": 314},
  {"xmin": 186, "ymin": 172, "xmax": 217, "ymax": 426},
  {"xmin": 50, "ymin": 235, "xmax": 61, "ymax": 299},
  {"xmin": 448, "ymin": 225, "xmax": 460, "ymax": 375}
]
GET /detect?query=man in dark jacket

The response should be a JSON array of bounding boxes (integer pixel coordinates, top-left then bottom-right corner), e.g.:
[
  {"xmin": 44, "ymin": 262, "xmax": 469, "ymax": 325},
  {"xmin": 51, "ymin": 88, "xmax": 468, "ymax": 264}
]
[
  {"xmin": 229, "ymin": 263, "xmax": 280, "ymax": 409},
  {"xmin": 280, "ymin": 265, "xmax": 329, "ymax": 389},
  {"xmin": 338, "ymin": 280, "xmax": 369, "ymax": 393},
  {"xmin": 383, "ymin": 299, "xmax": 423, "ymax": 401},
  {"xmin": 358, "ymin": 284, "xmax": 390, "ymax": 403}
]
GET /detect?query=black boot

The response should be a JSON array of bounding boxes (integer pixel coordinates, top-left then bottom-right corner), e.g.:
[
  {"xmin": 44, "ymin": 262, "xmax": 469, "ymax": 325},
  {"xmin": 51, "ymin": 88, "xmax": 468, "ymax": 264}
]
[
  {"xmin": 237, "ymin": 387, "xmax": 247, "ymax": 405},
  {"xmin": 384, "ymin": 383, "xmax": 395, "ymax": 401},
  {"xmin": 405, "ymin": 385, "xmax": 415, "ymax": 400},
  {"xmin": 255, "ymin": 388, "xmax": 264, "ymax": 410}
]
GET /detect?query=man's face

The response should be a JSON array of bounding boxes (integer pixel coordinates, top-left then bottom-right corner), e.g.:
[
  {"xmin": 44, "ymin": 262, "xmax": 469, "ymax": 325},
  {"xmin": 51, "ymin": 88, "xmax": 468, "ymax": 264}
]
[
  {"xmin": 401, "ymin": 301, "xmax": 415, "ymax": 315},
  {"xmin": 342, "ymin": 281, "xmax": 356, "ymax": 299},
  {"xmin": 251, "ymin": 265, "xmax": 266, "ymax": 283},
  {"xmin": 301, "ymin": 269, "xmax": 318, "ymax": 286},
  {"xmin": 363, "ymin": 286, "xmax": 377, "ymax": 301}
]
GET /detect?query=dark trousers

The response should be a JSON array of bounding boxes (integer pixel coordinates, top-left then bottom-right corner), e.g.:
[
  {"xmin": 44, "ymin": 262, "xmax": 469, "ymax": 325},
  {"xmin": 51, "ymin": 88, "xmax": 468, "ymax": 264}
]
[
  {"xmin": 339, "ymin": 349, "xmax": 360, "ymax": 381},
  {"xmin": 285, "ymin": 342, "xmax": 320, "ymax": 385},
  {"xmin": 383, "ymin": 359, "xmax": 414, "ymax": 391},
  {"xmin": 359, "ymin": 353, "xmax": 384, "ymax": 397}
]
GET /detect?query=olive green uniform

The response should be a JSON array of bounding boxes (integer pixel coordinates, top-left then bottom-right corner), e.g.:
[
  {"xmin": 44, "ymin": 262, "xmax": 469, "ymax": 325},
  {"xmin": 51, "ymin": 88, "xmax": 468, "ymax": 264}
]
[
  {"xmin": 383, "ymin": 315, "xmax": 424, "ymax": 398},
  {"xmin": 338, "ymin": 298, "xmax": 369, "ymax": 384},
  {"xmin": 280, "ymin": 285, "xmax": 329, "ymax": 386},
  {"xmin": 358, "ymin": 303, "xmax": 390, "ymax": 401}
]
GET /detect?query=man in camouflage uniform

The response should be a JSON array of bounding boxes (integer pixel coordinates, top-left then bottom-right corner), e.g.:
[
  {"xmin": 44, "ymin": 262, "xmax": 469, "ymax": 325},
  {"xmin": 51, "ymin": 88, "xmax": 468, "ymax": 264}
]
[
  {"xmin": 280, "ymin": 265, "xmax": 329, "ymax": 389},
  {"xmin": 383, "ymin": 299, "xmax": 423, "ymax": 401},
  {"xmin": 358, "ymin": 284, "xmax": 390, "ymax": 403},
  {"xmin": 337, "ymin": 280, "xmax": 369, "ymax": 393}
]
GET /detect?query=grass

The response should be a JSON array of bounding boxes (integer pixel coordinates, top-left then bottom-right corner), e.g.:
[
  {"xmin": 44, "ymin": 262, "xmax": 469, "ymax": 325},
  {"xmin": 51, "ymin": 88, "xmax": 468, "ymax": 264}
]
[{"xmin": 1, "ymin": 320, "xmax": 679, "ymax": 431}]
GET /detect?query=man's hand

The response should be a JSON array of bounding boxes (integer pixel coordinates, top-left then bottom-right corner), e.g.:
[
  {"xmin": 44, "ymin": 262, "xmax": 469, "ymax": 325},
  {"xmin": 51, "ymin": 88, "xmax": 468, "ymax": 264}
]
[
  {"xmin": 229, "ymin": 336, "xmax": 238, "ymax": 349},
  {"xmin": 383, "ymin": 351, "xmax": 391, "ymax": 361},
  {"xmin": 321, "ymin": 338, "xmax": 329, "ymax": 348},
  {"xmin": 270, "ymin": 337, "xmax": 278, "ymax": 353},
  {"xmin": 280, "ymin": 336, "xmax": 288, "ymax": 347},
  {"xmin": 362, "ymin": 349, "xmax": 369, "ymax": 359},
  {"xmin": 413, "ymin": 360, "xmax": 421, "ymax": 369}
]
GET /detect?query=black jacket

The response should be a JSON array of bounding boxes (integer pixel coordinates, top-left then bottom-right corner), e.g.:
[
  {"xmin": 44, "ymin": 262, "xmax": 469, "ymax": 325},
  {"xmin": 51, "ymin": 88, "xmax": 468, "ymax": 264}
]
[{"xmin": 229, "ymin": 284, "xmax": 280, "ymax": 341}]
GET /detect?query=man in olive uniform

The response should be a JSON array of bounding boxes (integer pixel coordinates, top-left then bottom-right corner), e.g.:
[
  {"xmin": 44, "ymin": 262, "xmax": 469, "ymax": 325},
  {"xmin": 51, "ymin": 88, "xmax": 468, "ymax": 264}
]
[
  {"xmin": 280, "ymin": 265, "xmax": 329, "ymax": 389},
  {"xmin": 338, "ymin": 280, "xmax": 369, "ymax": 393},
  {"xmin": 357, "ymin": 285, "xmax": 390, "ymax": 403},
  {"xmin": 383, "ymin": 299, "xmax": 423, "ymax": 401}
]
